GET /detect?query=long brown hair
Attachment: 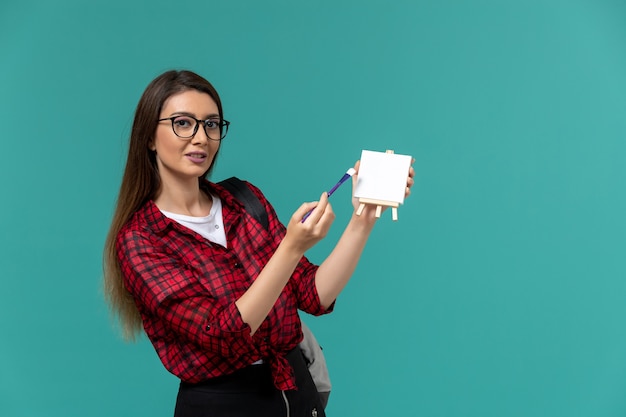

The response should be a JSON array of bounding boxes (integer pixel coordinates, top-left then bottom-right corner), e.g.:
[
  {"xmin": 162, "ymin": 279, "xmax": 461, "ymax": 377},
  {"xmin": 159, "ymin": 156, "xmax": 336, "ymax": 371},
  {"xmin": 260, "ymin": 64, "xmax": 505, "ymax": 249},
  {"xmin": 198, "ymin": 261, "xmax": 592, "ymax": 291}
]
[{"xmin": 103, "ymin": 70, "xmax": 224, "ymax": 340}]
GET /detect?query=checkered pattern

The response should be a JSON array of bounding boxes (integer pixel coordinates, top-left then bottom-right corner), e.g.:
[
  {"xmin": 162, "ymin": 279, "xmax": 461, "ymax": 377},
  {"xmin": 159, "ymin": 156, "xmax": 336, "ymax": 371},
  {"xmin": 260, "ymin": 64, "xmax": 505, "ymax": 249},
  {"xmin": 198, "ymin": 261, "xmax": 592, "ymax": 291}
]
[{"xmin": 116, "ymin": 180, "xmax": 333, "ymax": 390}]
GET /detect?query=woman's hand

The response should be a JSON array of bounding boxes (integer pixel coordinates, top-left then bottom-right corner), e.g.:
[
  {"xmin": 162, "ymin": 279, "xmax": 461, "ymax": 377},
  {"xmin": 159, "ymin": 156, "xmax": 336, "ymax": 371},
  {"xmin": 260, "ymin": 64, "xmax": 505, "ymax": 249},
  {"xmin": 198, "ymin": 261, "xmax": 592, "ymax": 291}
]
[
  {"xmin": 405, "ymin": 159, "xmax": 416, "ymax": 197},
  {"xmin": 283, "ymin": 192, "xmax": 335, "ymax": 254}
]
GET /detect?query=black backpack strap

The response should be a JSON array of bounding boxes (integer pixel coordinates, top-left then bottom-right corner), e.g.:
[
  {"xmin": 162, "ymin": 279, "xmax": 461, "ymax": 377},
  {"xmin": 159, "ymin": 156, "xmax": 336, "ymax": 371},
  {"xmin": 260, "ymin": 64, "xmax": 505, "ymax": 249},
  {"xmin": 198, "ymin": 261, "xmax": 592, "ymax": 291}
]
[{"xmin": 218, "ymin": 177, "xmax": 269, "ymax": 230}]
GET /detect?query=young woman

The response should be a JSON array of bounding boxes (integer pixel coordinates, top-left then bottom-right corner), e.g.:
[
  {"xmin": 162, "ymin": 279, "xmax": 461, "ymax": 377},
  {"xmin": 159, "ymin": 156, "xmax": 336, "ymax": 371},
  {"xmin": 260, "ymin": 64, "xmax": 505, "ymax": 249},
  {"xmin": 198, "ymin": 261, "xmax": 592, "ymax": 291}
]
[{"xmin": 103, "ymin": 69, "xmax": 414, "ymax": 417}]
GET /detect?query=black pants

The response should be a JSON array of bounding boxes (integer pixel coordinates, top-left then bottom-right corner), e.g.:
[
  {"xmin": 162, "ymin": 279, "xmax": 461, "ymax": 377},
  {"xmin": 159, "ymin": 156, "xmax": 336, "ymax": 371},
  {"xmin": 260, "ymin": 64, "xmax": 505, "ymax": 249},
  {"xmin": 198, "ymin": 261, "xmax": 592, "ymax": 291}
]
[{"xmin": 174, "ymin": 347, "xmax": 326, "ymax": 417}]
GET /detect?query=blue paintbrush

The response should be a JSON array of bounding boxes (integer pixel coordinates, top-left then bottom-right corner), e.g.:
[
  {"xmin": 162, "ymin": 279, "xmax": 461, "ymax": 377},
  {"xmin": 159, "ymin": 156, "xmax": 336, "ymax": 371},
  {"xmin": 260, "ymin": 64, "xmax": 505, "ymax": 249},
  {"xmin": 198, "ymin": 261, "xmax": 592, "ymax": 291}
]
[{"xmin": 302, "ymin": 168, "xmax": 356, "ymax": 223}]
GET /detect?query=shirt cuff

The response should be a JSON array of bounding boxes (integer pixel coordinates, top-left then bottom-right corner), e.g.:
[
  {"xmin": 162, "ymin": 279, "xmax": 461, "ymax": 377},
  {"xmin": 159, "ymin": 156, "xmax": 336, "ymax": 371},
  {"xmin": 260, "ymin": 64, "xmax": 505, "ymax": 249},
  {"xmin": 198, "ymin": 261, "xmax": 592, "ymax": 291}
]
[{"xmin": 201, "ymin": 302, "xmax": 254, "ymax": 358}]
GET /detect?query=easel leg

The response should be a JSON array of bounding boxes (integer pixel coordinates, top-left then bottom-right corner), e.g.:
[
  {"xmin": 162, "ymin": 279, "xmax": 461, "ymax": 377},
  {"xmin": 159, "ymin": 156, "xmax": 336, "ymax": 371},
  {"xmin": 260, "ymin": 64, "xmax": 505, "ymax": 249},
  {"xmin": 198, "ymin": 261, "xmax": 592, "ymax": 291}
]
[
  {"xmin": 375, "ymin": 205, "xmax": 382, "ymax": 218},
  {"xmin": 356, "ymin": 203, "xmax": 366, "ymax": 216},
  {"xmin": 392, "ymin": 207, "xmax": 398, "ymax": 221}
]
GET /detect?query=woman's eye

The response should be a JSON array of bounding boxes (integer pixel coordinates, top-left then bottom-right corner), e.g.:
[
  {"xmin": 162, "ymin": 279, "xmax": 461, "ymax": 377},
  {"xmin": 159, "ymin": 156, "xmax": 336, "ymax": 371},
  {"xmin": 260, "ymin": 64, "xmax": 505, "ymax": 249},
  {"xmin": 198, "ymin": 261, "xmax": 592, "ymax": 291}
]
[
  {"xmin": 174, "ymin": 117, "xmax": 193, "ymax": 128},
  {"xmin": 206, "ymin": 119, "xmax": 220, "ymax": 129}
]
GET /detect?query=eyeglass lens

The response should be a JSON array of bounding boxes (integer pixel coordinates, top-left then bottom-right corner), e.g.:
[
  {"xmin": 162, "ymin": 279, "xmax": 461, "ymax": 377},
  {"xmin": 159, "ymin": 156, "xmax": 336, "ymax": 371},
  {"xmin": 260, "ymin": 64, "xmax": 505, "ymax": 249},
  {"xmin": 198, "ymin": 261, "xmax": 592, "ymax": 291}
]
[{"xmin": 171, "ymin": 116, "xmax": 226, "ymax": 140}]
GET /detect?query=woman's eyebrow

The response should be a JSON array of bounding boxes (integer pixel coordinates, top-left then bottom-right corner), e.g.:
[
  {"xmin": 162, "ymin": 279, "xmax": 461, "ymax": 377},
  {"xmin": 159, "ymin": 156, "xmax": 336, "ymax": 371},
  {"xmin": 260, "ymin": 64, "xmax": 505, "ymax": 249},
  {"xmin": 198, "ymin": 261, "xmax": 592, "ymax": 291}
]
[{"xmin": 167, "ymin": 111, "xmax": 221, "ymax": 119}]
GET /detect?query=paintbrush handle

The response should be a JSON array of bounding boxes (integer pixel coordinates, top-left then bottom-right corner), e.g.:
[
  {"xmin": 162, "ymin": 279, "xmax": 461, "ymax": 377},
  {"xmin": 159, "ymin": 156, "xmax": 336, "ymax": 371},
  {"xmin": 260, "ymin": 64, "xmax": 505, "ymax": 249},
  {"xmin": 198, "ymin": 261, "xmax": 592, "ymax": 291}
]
[{"xmin": 301, "ymin": 168, "xmax": 355, "ymax": 223}]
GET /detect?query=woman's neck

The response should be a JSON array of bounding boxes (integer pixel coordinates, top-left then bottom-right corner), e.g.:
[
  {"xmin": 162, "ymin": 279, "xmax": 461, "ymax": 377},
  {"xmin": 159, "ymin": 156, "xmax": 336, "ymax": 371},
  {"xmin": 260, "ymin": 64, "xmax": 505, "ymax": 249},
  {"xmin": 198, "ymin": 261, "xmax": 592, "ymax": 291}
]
[{"xmin": 154, "ymin": 177, "xmax": 212, "ymax": 217}]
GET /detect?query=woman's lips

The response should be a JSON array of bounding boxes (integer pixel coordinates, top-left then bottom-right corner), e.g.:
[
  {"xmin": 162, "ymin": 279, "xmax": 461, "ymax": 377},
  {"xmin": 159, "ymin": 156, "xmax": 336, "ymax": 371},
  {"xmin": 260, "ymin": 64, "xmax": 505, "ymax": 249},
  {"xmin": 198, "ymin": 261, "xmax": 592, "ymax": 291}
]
[{"xmin": 185, "ymin": 152, "xmax": 207, "ymax": 163}]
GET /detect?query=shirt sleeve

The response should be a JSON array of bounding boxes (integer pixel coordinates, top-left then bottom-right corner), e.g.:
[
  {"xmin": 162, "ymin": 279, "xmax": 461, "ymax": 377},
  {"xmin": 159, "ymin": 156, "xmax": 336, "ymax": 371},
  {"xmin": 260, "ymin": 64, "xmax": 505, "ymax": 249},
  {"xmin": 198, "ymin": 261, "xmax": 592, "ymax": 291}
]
[{"xmin": 116, "ymin": 227, "xmax": 257, "ymax": 360}]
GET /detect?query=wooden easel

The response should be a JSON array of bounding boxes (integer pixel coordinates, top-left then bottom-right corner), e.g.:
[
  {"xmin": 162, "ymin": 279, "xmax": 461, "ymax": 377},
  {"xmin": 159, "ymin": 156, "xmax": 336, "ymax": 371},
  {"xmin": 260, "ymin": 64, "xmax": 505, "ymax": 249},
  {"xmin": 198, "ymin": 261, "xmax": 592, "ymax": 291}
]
[{"xmin": 355, "ymin": 150, "xmax": 400, "ymax": 221}]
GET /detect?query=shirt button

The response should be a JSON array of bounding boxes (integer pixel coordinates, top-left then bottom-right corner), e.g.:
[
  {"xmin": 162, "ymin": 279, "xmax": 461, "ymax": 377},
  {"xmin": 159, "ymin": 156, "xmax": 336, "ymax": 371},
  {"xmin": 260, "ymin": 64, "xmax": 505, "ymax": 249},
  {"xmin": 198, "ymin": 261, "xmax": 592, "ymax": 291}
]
[
  {"xmin": 205, "ymin": 325, "xmax": 211, "ymax": 331},
  {"xmin": 312, "ymin": 408, "xmax": 318, "ymax": 417},
  {"xmin": 263, "ymin": 337, "xmax": 269, "ymax": 342}
]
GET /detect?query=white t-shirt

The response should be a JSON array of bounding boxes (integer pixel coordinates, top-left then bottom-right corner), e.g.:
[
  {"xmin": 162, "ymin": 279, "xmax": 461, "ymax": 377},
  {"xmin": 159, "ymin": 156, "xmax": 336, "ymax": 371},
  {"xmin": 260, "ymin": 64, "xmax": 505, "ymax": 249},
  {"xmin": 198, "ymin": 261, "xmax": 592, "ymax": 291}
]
[{"xmin": 160, "ymin": 194, "xmax": 227, "ymax": 248}]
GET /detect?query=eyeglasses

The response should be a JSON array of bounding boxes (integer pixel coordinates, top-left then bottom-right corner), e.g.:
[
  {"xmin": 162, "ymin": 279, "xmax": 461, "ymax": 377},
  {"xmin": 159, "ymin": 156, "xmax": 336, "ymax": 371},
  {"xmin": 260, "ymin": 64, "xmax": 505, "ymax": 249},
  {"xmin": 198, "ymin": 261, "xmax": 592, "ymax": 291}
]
[{"xmin": 158, "ymin": 115, "xmax": 230, "ymax": 141}]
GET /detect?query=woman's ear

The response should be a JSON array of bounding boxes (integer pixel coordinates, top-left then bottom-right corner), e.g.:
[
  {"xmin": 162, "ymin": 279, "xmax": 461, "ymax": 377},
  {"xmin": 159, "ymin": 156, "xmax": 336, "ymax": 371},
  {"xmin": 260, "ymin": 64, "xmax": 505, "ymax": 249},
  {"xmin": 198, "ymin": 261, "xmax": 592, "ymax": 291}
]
[{"xmin": 149, "ymin": 140, "xmax": 156, "ymax": 152}]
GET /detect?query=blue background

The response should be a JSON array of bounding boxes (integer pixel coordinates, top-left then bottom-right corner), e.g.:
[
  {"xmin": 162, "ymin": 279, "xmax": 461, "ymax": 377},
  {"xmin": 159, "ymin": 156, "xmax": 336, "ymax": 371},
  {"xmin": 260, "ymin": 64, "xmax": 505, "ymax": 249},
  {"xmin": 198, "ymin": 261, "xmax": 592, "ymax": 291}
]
[{"xmin": 1, "ymin": 1, "xmax": 625, "ymax": 416}]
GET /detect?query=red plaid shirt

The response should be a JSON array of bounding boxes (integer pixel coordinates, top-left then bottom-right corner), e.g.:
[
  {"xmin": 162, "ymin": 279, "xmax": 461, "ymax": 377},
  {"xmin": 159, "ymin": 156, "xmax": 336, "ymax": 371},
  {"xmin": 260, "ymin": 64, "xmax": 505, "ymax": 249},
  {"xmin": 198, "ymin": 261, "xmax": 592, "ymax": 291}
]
[{"xmin": 116, "ymin": 180, "xmax": 333, "ymax": 390}]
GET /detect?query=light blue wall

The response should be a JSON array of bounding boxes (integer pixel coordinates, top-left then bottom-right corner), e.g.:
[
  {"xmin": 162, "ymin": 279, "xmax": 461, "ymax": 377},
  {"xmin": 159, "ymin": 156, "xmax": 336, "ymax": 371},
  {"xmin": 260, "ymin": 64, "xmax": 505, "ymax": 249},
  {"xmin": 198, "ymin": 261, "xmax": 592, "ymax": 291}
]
[{"xmin": 1, "ymin": 1, "xmax": 625, "ymax": 416}]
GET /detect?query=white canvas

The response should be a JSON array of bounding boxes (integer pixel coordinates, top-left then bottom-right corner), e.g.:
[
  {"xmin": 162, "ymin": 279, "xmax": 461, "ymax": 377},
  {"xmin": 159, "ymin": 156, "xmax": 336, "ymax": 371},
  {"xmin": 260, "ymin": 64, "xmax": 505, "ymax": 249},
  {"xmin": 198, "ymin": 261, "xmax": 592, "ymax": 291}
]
[{"xmin": 354, "ymin": 150, "xmax": 412, "ymax": 204}]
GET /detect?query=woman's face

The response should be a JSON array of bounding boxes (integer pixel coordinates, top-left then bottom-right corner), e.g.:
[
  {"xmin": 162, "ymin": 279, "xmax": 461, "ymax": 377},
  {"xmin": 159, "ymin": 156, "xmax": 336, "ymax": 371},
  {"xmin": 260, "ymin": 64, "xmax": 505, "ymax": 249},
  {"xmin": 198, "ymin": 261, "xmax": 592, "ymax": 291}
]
[{"xmin": 151, "ymin": 89, "xmax": 221, "ymax": 184}]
